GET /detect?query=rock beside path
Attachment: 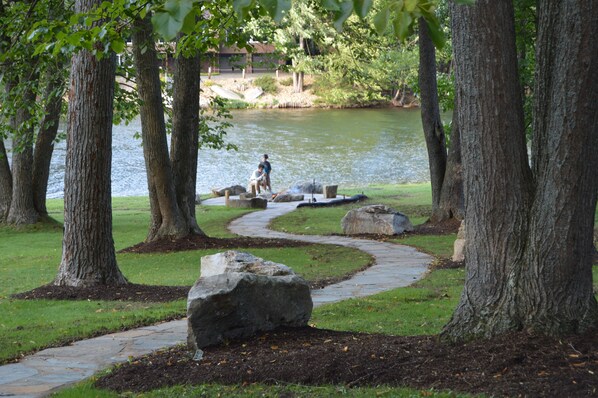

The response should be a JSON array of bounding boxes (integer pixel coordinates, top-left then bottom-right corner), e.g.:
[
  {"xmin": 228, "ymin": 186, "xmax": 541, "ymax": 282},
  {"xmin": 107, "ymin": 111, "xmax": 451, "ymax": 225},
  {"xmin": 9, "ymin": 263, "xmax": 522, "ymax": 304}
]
[
  {"xmin": 187, "ymin": 251, "xmax": 312, "ymax": 349},
  {"xmin": 341, "ymin": 205, "xmax": 413, "ymax": 235}
]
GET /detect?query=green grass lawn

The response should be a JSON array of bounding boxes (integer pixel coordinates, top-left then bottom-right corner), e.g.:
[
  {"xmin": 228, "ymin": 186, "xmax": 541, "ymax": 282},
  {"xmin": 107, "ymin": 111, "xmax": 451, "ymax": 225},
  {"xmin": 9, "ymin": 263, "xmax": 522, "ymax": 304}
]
[
  {"xmin": 0, "ymin": 198, "xmax": 370, "ymax": 364},
  {"xmin": 4, "ymin": 183, "xmax": 595, "ymax": 397}
]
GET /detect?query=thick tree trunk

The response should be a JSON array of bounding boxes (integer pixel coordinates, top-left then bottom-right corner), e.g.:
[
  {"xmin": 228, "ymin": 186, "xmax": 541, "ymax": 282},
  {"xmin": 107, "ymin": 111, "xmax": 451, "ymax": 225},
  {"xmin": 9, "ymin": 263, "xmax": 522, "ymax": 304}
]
[
  {"xmin": 418, "ymin": 18, "xmax": 447, "ymax": 216},
  {"xmin": 518, "ymin": 0, "xmax": 598, "ymax": 334},
  {"xmin": 54, "ymin": 0, "xmax": 126, "ymax": 286},
  {"xmin": 443, "ymin": 0, "xmax": 598, "ymax": 340},
  {"xmin": 7, "ymin": 78, "xmax": 40, "ymax": 225},
  {"xmin": 170, "ymin": 50, "xmax": 205, "ymax": 236},
  {"xmin": 0, "ymin": 138, "xmax": 11, "ymax": 223},
  {"xmin": 33, "ymin": 63, "xmax": 65, "ymax": 216},
  {"xmin": 442, "ymin": 0, "xmax": 533, "ymax": 339},
  {"xmin": 132, "ymin": 16, "xmax": 187, "ymax": 242}
]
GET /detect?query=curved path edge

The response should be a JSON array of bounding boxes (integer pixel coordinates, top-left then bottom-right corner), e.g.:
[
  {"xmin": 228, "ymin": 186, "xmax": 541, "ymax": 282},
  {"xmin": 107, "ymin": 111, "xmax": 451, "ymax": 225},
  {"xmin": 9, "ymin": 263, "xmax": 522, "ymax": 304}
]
[{"xmin": 0, "ymin": 196, "xmax": 432, "ymax": 397}]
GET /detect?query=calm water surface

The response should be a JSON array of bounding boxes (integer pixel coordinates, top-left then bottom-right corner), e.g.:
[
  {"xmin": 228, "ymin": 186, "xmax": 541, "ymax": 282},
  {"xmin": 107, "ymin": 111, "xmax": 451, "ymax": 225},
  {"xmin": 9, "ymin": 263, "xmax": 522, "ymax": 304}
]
[{"xmin": 45, "ymin": 108, "xmax": 431, "ymax": 198}]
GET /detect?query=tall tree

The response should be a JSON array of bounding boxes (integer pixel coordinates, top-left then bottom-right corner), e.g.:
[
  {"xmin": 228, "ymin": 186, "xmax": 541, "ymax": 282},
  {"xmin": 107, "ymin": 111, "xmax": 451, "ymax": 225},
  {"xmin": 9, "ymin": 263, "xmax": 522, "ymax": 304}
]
[
  {"xmin": 54, "ymin": 0, "xmax": 127, "ymax": 287},
  {"xmin": 442, "ymin": 0, "xmax": 598, "ymax": 339},
  {"xmin": 418, "ymin": 18, "xmax": 448, "ymax": 221},
  {"xmin": 32, "ymin": 60, "xmax": 66, "ymax": 216},
  {"xmin": 170, "ymin": 47, "xmax": 206, "ymax": 236},
  {"xmin": 131, "ymin": 16, "xmax": 188, "ymax": 241}
]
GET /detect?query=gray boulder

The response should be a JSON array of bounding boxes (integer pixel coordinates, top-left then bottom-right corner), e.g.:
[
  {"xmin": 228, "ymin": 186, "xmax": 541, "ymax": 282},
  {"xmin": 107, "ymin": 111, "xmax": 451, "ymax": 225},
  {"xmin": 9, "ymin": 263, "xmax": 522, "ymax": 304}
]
[
  {"xmin": 287, "ymin": 182, "xmax": 323, "ymax": 194},
  {"xmin": 226, "ymin": 197, "xmax": 267, "ymax": 209},
  {"xmin": 341, "ymin": 204, "xmax": 413, "ymax": 235},
  {"xmin": 272, "ymin": 193, "xmax": 305, "ymax": 202},
  {"xmin": 212, "ymin": 185, "xmax": 246, "ymax": 197},
  {"xmin": 188, "ymin": 251, "xmax": 312, "ymax": 349}
]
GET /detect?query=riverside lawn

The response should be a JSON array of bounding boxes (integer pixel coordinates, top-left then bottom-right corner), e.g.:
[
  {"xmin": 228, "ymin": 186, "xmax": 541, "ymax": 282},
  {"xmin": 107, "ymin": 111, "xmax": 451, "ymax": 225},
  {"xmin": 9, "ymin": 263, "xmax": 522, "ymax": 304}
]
[
  {"xmin": 0, "ymin": 197, "xmax": 369, "ymax": 364},
  {"xmin": 5, "ymin": 183, "xmax": 596, "ymax": 397}
]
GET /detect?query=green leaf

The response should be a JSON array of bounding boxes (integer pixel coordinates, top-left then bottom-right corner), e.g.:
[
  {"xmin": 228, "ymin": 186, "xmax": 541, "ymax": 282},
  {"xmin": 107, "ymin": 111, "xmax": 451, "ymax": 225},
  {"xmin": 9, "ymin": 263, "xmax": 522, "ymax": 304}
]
[
  {"xmin": 353, "ymin": 0, "xmax": 373, "ymax": 19},
  {"xmin": 233, "ymin": 0, "xmax": 253, "ymax": 20},
  {"xmin": 404, "ymin": 0, "xmax": 418, "ymax": 12},
  {"xmin": 151, "ymin": 11, "xmax": 183, "ymax": 41},
  {"xmin": 373, "ymin": 7, "xmax": 390, "ymax": 35},
  {"xmin": 111, "ymin": 38, "xmax": 125, "ymax": 53},
  {"xmin": 322, "ymin": 0, "xmax": 341, "ymax": 11},
  {"xmin": 332, "ymin": 0, "xmax": 354, "ymax": 31},
  {"xmin": 393, "ymin": 11, "xmax": 412, "ymax": 40},
  {"xmin": 258, "ymin": 0, "xmax": 291, "ymax": 22},
  {"xmin": 423, "ymin": 15, "xmax": 445, "ymax": 49},
  {"xmin": 181, "ymin": 8, "xmax": 196, "ymax": 33},
  {"xmin": 163, "ymin": 0, "xmax": 194, "ymax": 22}
]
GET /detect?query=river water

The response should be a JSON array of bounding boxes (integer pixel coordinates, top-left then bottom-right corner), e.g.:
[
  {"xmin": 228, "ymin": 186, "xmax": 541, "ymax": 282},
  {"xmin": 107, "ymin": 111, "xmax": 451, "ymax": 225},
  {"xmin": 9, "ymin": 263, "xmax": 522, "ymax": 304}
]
[{"xmin": 45, "ymin": 108, "xmax": 431, "ymax": 198}]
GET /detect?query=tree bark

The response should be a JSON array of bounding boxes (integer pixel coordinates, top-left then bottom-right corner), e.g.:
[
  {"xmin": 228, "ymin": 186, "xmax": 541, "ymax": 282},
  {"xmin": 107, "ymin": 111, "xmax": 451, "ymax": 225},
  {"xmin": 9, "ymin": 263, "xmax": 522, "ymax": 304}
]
[
  {"xmin": 0, "ymin": 82, "xmax": 13, "ymax": 223},
  {"xmin": 432, "ymin": 100, "xmax": 464, "ymax": 222},
  {"xmin": 7, "ymin": 73, "xmax": 40, "ymax": 225},
  {"xmin": 292, "ymin": 37, "xmax": 305, "ymax": 93},
  {"xmin": 442, "ymin": 0, "xmax": 533, "ymax": 339},
  {"xmin": 0, "ymin": 138, "xmax": 11, "ymax": 223},
  {"xmin": 518, "ymin": 0, "xmax": 598, "ymax": 334},
  {"xmin": 170, "ymin": 49, "xmax": 206, "ymax": 236},
  {"xmin": 54, "ymin": 0, "xmax": 127, "ymax": 287},
  {"xmin": 443, "ymin": 0, "xmax": 598, "ymax": 340},
  {"xmin": 418, "ymin": 18, "xmax": 447, "ymax": 217},
  {"xmin": 132, "ymin": 16, "xmax": 187, "ymax": 242},
  {"xmin": 33, "ymin": 62, "xmax": 65, "ymax": 216}
]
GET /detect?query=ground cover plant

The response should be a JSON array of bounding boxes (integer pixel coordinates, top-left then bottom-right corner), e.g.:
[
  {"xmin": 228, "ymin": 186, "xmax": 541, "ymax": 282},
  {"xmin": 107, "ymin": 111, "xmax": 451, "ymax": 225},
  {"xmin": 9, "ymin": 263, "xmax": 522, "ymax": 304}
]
[{"xmin": 0, "ymin": 197, "xmax": 371, "ymax": 364}]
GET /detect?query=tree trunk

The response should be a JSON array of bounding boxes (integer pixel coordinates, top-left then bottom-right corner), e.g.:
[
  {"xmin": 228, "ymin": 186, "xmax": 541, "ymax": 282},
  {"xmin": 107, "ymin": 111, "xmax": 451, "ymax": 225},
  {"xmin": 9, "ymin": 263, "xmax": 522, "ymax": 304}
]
[
  {"xmin": 418, "ymin": 18, "xmax": 447, "ymax": 216},
  {"xmin": 33, "ymin": 62, "xmax": 65, "ymax": 216},
  {"xmin": 432, "ymin": 99, "xmax": 464, "ymax": 222},
  {"xmin": 518, "ymin": 0, "xmax": 598, "ymax": 335},
  {"xmin": 442, "ymin": 0, "xmax": 533, "ymax": 339},
  {"xmin": 7, "ymin": 75, "xmax": 40, "ymax": 225},
  {"xmin": 54, "ymin": 0, "xmax": 127, "ymax": 287},
  {"xmin": 170, "ymin": 49, "xmax": 206, "ymax": 236},
  {"xmin": 131, "ymin": 16, "xmax": 187, "ymax": 242},
  {"xmin": 0, "ymin": 138, "xmax": 11, "ymax": 223},
  {"xmin": 443, "ymin": 0, "xmax": 598, "ymax": 340},
  {"xmin": 292, "ymin": 37, "xmax": 305, "ymax": 93},
  {"xmin": 0, "ymin": 82, "xmax": 13, "ymax": 223}
]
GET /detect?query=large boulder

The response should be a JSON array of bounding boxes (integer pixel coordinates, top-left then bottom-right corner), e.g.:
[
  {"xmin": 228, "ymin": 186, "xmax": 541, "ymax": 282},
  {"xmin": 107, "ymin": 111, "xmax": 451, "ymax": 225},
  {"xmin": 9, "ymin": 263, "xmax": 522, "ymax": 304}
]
[
  {"xmin": 272, "ymin": 193, "xmax": 305, "ymax": 203},
  {"xmin": 187, "ymin": 251, "xmax": 312, "ymax": 349},
  {"xmin": 341, "ymin": 204, "xmax": 413, "ymax": 235},
  {"xmin": 226, "ymin": 197, "xmax": 267, "ymax": 209},
  {"xmin": 212, "ymin": 185, "xmax": 246, "ymax": 197},
  {"xmin": 287, "ymin": 182, "xmax": 323, "ymax": 194}
]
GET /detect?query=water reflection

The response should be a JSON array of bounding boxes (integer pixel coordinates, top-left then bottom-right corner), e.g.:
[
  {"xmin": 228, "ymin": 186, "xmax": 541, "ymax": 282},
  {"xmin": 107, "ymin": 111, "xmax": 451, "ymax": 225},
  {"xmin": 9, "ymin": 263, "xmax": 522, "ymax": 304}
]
[{"xmin": 42, "ymin": 108, "xmax": 431, "ymax": 198}]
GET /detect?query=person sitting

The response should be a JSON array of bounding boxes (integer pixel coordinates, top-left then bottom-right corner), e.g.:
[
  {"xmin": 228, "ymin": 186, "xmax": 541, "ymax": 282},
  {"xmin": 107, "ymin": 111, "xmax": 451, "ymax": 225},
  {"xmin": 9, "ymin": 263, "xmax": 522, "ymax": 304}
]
[{"xmin": 249, "ymin": 164, "xmax": 267, "ymax": 194}]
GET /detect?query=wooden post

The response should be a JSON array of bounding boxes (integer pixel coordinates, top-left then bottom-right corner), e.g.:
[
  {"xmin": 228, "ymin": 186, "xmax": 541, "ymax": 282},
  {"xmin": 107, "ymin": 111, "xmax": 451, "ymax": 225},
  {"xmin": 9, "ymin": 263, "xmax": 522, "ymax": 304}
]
[
  {"xmin": 242, "ymin": 68, "xmax": 246, "ymax": 79},
  {"xmin": 251, "ymin": 184, "xmax": 256, "ymax": 195},
  {"xmin": 208, "ymin": 66, "xmax": 212, "ymax": 79},
  {"xmin": 276, "ymin": 69, "xmax": 279, "ymax": 79},
  {"xmin": 225, "ymin": 190, "xmax": 230, "ymax": 206}
]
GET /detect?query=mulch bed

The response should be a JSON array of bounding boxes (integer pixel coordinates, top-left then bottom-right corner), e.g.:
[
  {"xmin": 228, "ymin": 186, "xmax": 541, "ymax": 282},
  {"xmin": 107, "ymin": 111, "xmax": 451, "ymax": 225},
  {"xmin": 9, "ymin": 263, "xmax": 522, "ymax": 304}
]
[
  {"xmin": 120, "ymin": 235, "xmax": 312, "ymax": 254},
  {"xmin": 11, "ymin": 283, "xmax": 191, "ymax": 302},
  {"xmin": 95, "ymin": 326, "xmax": 598, "ymax": 397}
]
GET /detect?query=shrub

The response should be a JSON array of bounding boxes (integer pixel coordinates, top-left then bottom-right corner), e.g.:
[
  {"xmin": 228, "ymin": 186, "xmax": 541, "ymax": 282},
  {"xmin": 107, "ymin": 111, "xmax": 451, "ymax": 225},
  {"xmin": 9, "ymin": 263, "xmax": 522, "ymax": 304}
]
[
  {"xmin": 279, "ymin": 77, "xmax": 293, "ymax": 86},
  {"xmin": 253, "ymin": 75, "xmax": 278, "ymax": 94}
]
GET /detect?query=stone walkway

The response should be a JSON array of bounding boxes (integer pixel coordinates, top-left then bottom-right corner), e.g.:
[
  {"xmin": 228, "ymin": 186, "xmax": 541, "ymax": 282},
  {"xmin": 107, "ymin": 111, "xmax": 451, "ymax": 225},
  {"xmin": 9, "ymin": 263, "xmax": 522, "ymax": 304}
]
[{"xmin": 0, "ymin": 195, "xmax": 432, "ymax": 397}]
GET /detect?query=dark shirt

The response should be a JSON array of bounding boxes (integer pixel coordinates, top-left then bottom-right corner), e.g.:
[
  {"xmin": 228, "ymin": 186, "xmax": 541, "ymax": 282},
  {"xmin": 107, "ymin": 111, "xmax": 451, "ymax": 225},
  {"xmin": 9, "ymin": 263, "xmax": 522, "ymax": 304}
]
[{"xmin": 261, "ymin": 160, "xmax": 272, "ymax": 174}]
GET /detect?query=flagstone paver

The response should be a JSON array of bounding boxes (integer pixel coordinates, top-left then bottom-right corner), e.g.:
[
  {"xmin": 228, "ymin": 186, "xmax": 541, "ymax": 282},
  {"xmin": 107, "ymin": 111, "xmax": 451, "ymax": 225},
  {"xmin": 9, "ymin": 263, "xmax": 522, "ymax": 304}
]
[{"xmin": 0, "ymin": 195, "xmax": 432, "ymax": 397}]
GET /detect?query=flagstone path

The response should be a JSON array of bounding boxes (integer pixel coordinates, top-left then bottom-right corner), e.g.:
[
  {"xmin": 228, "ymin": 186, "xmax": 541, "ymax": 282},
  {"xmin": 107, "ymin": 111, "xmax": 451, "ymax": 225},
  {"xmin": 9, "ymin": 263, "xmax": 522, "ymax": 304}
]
[{"xmin": 0, "ymin": 195, "xmax": 432, "ymax": 397}]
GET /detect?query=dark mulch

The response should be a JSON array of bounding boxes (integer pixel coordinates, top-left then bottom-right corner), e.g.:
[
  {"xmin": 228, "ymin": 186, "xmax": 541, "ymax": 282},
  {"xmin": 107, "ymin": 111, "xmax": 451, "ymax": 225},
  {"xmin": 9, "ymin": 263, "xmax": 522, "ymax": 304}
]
[
  {"xmin": 11, "ymin": 283, "xmax": 190, "ymax": 302},
  {"xmin": 412, "ymin": 218, "xmax": 462, "ymax": 235},
  {"xmin": 120, "ymin": 235, "xmax": 312, "ymax": 254},
  {"xmin": 95, "ymin": 326, "xmax": 598, "ymax": 397}
]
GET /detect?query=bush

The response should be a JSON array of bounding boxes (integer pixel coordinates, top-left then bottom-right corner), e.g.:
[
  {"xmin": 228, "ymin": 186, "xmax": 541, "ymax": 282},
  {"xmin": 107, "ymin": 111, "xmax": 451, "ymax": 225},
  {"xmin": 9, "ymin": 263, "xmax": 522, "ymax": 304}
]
[
  {"xmin": 253, "ymin": 76, "xmax": 278, "ymax": 94},
  {"xmin": 279, "ymin": 77, "xmax": 293, "ymax": 86},
  {"xmin": 201, "ymin": 79, "xmax": 215, "ymax": 87}
]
